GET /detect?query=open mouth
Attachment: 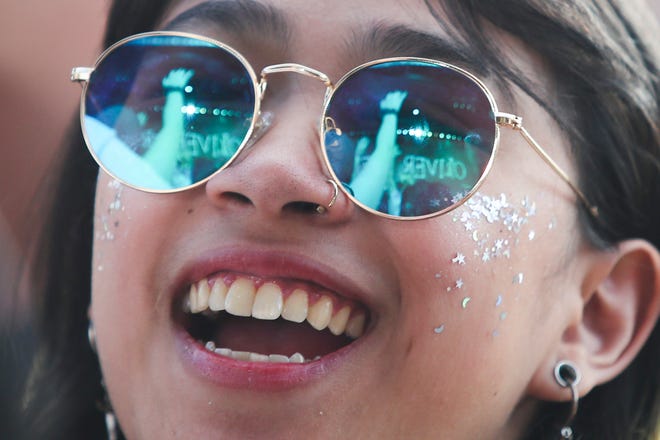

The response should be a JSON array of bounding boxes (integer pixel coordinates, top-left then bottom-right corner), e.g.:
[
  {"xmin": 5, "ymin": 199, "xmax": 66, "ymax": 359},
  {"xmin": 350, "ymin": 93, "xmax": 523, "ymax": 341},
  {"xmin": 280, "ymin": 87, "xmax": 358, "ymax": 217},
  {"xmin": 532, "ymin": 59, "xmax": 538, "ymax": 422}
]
[{"xmin": 178, "ymin": 274, "xmax": 369, "ymax": 364}]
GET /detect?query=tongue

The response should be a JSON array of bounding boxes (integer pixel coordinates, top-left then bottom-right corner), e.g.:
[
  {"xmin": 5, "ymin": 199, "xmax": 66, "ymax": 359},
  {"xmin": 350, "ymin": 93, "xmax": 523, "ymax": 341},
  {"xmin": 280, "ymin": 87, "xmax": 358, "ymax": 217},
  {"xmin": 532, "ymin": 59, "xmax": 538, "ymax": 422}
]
[{"xmin": 214, "ymin": 315, "xmax": 351, "ymax": 358}]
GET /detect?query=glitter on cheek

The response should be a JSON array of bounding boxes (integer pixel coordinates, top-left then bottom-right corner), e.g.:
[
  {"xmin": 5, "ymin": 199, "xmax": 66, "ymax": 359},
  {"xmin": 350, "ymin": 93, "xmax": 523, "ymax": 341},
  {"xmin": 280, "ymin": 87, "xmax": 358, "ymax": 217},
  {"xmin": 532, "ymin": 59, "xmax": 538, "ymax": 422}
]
[
  {"xmin": 451, "ymin": 193, "xmax": 539, "ymax": 268},
  {"xmin": 436, "ymin": 194, "xmax": 540, "ymax": 338},
  {"xmin": 513, "ymin": 273, "xmax": 524, "ymax": 285},
  {"xmin": 95, "ymin": 179, "xmax": 126, "ymax": 242},
  {"xmin": 434, "ymin": 324, "xmax": 445, "ymax": 334},
  {"xmin": 490, "ymin": 292, "xmax": 511, "ymax": 336}
]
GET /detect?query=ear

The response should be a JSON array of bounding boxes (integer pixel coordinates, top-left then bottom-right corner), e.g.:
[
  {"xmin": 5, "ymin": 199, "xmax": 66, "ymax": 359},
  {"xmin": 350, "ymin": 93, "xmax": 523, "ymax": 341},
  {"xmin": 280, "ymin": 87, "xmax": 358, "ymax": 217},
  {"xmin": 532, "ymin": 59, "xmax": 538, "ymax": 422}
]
[{"xmin": 529, "ymin": 239, "xmax": 660, "ymax": 401}]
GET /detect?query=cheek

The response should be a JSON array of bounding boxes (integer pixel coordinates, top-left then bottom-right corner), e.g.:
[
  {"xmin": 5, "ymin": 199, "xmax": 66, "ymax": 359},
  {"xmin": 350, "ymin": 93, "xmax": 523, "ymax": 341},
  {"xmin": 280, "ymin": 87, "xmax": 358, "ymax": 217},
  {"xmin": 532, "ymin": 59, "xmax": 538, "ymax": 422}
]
[
  {"xmin": 90, "ymin": 177, "xmax": 160, "ymax": 344},
  {"xmin": 395, "ymin": 191, "xmax": 566, "ymax": 359},
  {"xmin": 90, "ymin": 175, "xmax": 183, "ymax": 429},
  {"xmin": 92, "ymin": 174, "xmax": 176, "ymax": 280},
  {"xmin": 91, "ymin": 174, "xmax": 171, "ymax": 327},
  {"xmin": 91, "ymin": 177, "xmax": 140, "ymax": 416},
  {"xmin": 383, "ymin": 192, "xmax": 566, "ymax": 426},
  {"xmin": 440, "ymin": 193, "xmax": 540, "ymax": 335},
  {"xmin": 91, "ymin": 176, "xmax": 148, "ymax": 336}
]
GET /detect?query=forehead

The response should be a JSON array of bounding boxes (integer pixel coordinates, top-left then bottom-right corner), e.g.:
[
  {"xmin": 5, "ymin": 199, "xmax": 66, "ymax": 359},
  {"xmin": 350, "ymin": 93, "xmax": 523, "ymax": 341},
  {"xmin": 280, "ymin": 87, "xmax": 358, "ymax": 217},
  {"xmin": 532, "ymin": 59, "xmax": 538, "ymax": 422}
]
[{"xmin": 161, "ymin": 0, "xmax": 489, "ymax": 77}]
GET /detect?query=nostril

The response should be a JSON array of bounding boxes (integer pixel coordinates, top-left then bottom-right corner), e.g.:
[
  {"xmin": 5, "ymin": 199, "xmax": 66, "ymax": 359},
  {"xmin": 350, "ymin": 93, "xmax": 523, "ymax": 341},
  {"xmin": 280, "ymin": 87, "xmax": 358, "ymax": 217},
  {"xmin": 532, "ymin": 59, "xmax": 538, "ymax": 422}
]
[
  {"xmin": 224, "ymin": 192, "xmax": 253, "ymax": 206},
  {"xmin": 284, "ymin": 201, "xmax": 321, "ymax": 215}
]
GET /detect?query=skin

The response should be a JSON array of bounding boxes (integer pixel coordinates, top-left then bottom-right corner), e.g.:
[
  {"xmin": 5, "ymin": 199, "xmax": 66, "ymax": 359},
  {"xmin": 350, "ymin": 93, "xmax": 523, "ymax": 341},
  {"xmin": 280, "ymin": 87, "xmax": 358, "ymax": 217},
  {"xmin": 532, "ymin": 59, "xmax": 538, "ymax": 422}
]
[{"xmin": 90, "ymin": 0, "xmax": 602, "ymax": 438}]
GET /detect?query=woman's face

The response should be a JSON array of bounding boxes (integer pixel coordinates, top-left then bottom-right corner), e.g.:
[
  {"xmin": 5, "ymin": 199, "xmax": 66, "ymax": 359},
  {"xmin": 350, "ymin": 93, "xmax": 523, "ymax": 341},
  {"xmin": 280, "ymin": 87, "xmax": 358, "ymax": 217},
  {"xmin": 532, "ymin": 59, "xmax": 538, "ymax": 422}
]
[{"xmin": 91, "ymin": 0, "xmax": 585, "ymax": 438}]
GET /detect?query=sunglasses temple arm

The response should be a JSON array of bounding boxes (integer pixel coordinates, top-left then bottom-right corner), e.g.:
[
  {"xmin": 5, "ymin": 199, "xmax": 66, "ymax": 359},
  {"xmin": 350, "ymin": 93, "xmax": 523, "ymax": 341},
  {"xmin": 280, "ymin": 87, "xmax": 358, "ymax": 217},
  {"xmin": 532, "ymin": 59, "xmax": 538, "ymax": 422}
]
[{"xmin": 496, "ymin": 113, "xmax": 599, "ymax": 218}]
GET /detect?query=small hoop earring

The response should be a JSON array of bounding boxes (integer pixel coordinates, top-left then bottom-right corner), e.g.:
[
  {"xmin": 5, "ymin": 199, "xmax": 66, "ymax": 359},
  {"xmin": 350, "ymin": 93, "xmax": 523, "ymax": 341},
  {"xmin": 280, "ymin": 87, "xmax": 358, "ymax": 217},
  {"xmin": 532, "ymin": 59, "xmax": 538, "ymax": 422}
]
[
  {"xmin": 553, "ymin": 360, "xmax": 582, "ymax": 439},
  {"xmin": 316, "ymin": 179, "xmax": 339, "ymax": 214}
]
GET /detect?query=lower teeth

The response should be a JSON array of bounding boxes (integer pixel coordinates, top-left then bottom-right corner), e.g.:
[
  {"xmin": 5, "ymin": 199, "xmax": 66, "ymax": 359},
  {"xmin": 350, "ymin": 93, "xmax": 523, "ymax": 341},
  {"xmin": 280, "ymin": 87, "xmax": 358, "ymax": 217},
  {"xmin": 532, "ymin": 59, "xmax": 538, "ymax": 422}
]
[{"xmin": 204, "ymin": 341, "xmax": 318, "ymax": 363}]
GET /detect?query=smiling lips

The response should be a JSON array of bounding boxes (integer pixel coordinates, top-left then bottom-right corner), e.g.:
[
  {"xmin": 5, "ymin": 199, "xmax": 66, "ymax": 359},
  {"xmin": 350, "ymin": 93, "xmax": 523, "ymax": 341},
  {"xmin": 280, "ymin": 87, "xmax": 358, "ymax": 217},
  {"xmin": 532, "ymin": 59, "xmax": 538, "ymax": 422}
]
[{"xmin": 183, "ymin": 275, "xmax": 368, "ymax": 363}]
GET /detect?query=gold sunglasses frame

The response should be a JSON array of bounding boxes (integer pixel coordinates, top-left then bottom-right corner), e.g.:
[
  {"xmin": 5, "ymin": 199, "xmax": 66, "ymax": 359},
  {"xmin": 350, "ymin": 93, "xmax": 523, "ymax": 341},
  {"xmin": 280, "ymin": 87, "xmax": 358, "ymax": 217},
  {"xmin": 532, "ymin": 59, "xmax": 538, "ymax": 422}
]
[{"xmin": 72, "ymin": 31, "xmax": 598, "ymax": 221}]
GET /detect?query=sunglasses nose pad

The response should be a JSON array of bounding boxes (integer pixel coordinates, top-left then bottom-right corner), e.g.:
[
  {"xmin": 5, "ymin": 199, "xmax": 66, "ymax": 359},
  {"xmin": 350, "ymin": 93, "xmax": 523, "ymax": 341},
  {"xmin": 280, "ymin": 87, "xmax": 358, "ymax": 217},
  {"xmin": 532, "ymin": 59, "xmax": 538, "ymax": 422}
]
[{"xmin": 242, "ymin": 110, "xmax": 274, "ymax": 151}]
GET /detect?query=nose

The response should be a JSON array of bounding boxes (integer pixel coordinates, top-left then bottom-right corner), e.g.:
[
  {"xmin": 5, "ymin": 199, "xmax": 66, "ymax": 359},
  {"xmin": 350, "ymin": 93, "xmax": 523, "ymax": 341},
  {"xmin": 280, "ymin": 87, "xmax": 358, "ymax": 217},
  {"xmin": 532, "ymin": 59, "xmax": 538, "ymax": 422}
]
[{"xmin": 204, "ymin": 81, "xmax": 353, "ymax": 222}]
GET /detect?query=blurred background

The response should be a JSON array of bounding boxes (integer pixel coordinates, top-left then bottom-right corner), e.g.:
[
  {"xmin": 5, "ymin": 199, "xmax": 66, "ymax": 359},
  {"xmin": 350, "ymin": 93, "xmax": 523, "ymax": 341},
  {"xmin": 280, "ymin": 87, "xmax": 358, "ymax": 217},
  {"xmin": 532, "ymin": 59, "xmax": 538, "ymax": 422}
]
[{"xmin": 1, "ymin": 0, "xmax": 106, "ymax": 318}]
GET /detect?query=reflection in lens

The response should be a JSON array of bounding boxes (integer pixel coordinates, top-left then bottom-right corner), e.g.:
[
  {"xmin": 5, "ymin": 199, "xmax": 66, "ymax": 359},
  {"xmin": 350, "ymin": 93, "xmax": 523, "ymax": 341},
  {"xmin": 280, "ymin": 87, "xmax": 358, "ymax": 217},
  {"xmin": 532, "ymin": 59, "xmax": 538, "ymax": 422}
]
[
  {"xmin": 84, "ymin": 34, "xmax": 257, "ymax": 190},
  {"xmin": 324, "ymin": 60, "xmax": 496, "ymax": 217}
]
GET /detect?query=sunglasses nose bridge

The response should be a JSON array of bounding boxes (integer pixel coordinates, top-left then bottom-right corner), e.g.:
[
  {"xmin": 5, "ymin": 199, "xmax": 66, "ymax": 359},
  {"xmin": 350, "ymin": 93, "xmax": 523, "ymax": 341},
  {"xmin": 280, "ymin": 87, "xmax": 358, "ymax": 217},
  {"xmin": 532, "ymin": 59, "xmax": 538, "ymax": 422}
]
[
  {"xmin": 258, "ymin": 63, "xmax": 332, "ymax": 104},
  {"xmin": 260, "ymin": 63, "xmax": 333, "ymax": 89}
]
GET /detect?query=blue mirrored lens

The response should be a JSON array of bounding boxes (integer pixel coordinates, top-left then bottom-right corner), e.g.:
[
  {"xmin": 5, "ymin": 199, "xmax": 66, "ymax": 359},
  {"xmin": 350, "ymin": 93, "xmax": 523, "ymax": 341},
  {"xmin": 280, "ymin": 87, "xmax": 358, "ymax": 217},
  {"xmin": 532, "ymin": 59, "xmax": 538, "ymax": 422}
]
[
  {"xmin": 84, "ymin": 34, "xmax": 256, "ymax": 190},
  {"xmin": 324, "ymin": 60, "xmax": 496, "ymax": 217}
]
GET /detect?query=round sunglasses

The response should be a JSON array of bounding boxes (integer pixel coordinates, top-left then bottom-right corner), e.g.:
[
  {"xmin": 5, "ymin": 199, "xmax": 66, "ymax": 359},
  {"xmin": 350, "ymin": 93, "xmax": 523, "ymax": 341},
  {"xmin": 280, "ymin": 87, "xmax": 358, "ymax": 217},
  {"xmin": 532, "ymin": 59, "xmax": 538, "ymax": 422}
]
[{"xmin": 72, "ymin": 31, "xmax": 597, "ymax": 220}]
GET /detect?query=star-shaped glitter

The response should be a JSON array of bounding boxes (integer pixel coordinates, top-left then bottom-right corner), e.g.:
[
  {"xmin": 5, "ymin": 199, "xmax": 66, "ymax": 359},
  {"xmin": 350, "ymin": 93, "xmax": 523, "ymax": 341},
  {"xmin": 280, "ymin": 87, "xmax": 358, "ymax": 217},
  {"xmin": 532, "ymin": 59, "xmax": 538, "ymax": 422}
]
[
  {"xmin": 456, "ymin": 279, "xmax": 464, "ymax": 289},
  {"xmin": 452, "ymin": 253, "xmax": 466, "ymax": 265}
]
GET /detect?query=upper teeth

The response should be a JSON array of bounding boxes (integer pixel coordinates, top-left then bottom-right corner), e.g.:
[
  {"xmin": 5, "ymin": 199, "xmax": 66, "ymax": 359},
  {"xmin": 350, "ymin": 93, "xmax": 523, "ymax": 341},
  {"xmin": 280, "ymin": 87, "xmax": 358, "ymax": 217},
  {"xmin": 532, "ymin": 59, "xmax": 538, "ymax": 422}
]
[{"xmin": 186, "ymin": 277, "xmax": 366, "ymax": 339}]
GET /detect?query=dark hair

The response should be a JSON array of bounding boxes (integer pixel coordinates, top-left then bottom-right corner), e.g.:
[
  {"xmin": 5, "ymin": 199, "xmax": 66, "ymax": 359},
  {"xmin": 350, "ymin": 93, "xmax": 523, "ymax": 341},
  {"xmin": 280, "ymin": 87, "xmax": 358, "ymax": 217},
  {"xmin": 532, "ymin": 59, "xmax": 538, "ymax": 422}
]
[{"xmin": 21, "ymin": 0, "xmax": 660, "ymax": 438}]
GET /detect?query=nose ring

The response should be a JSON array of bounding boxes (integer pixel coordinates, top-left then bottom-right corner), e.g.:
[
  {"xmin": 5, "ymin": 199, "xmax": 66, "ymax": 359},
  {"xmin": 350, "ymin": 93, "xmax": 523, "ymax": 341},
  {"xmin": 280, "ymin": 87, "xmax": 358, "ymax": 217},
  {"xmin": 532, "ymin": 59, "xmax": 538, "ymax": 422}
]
[{"xmin": 316, "ymin": 179, "xmax": 339, "ymax": 214}]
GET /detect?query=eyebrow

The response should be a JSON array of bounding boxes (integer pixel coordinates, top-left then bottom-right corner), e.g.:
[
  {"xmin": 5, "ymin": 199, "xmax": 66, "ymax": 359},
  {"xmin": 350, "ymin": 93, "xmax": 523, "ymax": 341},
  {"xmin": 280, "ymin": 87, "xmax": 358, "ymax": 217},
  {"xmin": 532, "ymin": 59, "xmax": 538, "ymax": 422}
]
[
  {"xmin": 349, "ymin": 22, "xmax": 488, "ymax": 76},
  {"xmin": 164, "ymin": 0, "xmax": 488, "ymax": 78},
  {"xmin": 163, "ymin": 0, "xmax": 291, "ymax": 46}
]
